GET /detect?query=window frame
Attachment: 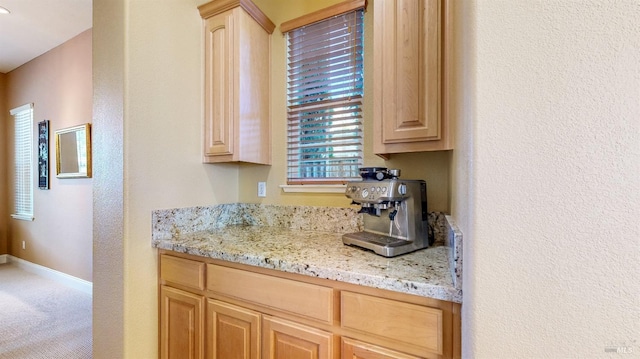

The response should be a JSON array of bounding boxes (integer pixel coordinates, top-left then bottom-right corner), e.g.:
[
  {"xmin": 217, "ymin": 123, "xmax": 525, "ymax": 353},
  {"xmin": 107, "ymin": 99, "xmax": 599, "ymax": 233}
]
[
  {"xmin": 282, "ymin": 0, "xmax": 367, "ymax": 186},
  {"xmin": 10, "ymin": 103, "xmax": 35, "ymax": 221}
]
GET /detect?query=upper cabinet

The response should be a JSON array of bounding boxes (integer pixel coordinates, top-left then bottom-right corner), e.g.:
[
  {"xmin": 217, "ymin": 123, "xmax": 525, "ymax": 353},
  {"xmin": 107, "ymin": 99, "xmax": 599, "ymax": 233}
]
[
  {"xmin": 198, "ymin": 0, "xmax": 275, "ymax": 165},
  {"xmin": 373, "ymin": 0, "xmax": 452, "ymax": 158}
]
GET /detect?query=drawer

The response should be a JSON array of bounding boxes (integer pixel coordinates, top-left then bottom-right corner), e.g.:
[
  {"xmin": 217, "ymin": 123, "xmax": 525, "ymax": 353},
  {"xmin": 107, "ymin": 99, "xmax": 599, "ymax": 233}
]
[
  {"xmin": 160, "ymin": 255, "xmax": 205, "ymax": 290},
  {"xmin": 342, "ymin": 337, "xmax": 423, "ymax": 359},
  {"xmin": 207, "ymin": 264, "xmax": 334, "ymax": 323},
  {"xmin": 341, "ymin": 291, "xmax": 443, "ymax": 355}
]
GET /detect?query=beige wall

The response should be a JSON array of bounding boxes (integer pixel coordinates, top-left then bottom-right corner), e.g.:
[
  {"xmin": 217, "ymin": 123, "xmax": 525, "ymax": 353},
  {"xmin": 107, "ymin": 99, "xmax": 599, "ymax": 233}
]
[
  {"xmin": 93, "ymin": 0, "xmax": 239, "ymax": 356},
  {"xmin": 452, "ymin": 1, "xmax": 640, "ymax": 358},
  {"xmin": 4, "ymin": 30, "xmax": 93, "ymax": 280},
  {"xmin": 0, "ymin": 73, "xmax": 7, "ymax": 255},
  {"xmin": 240, "ymin": 0, "xmax": 451, "ymax": 212}
]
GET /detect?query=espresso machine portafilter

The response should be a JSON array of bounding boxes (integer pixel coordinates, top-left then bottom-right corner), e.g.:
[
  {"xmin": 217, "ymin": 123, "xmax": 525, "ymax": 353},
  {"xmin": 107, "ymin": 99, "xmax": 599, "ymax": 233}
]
[{"xmin": 342, "ymin": 168, "xmax": 433, "ymax": 257}]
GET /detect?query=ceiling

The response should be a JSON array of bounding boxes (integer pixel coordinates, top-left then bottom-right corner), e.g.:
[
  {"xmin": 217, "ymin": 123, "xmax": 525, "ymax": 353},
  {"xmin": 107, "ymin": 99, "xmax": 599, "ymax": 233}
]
[{"xmin": 0, "ymin": 0, "xmax": 92, "ymax": 74}]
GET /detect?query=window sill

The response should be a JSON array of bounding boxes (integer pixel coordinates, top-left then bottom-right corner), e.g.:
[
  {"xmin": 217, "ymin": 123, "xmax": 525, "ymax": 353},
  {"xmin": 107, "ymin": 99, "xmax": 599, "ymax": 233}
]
[
  {"xmin": 279, "ymin": 184, "xmax": 347, "ymax": 194},
  {"xmin": 11, "ymin": 214, "xmax": 34, "ymax": 221}
]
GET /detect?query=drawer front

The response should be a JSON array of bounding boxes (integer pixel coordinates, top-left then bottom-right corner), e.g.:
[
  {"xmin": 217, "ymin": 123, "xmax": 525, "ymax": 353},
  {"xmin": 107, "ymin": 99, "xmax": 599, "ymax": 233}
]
[
  {"xmin": 207, "ymin": 264, "xmax": 333, "ymax": 323},
  {"xmin": 341, "ymin": 291, "xmax": 443, "ymax": 355},
  {"xmin": 160, "ymin": 255, "xmax": 206, "ymax": 290},
  {"xmin": 342, "ymin": 337, "xmax": 423, "ymax": 359}
]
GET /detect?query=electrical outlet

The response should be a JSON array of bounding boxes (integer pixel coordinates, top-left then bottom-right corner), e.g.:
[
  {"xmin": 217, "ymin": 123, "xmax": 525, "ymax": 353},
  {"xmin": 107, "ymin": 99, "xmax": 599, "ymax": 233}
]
[
  {"xmin": 22, "ymin": 241, "xmax": 26, "ymax": 250},
  {"xmin": 258, "ymin": 182, "xmax": 267, "ymax": 197}
]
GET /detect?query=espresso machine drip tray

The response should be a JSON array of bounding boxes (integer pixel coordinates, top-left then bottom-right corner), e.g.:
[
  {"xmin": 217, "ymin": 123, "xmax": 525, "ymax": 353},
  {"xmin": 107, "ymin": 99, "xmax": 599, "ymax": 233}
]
[{"xmin": 342, "ymin": 232, "xmax": 424, "ymax": 257}]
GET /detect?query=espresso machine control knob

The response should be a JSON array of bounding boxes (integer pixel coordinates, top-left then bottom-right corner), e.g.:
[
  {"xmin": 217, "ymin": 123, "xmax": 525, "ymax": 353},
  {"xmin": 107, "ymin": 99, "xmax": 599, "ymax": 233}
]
[
  {"xmin": 398, "ymin": 183, "xmax": 407, "ymax": 195},
  {"xmin": 361, "ymin": 188, "xmax": 369, "ymax": 198}
]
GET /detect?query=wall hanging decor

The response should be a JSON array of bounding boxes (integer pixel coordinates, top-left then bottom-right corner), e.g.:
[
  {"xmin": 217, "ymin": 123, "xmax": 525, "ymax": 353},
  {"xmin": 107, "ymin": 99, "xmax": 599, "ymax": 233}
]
[
  {"xmin": 55, "ymin": 123, "xmax": 92, "ymax": 178},
  {"xmin": 38, "ymin": 120, "xmax": 49, "ymax": 189}
]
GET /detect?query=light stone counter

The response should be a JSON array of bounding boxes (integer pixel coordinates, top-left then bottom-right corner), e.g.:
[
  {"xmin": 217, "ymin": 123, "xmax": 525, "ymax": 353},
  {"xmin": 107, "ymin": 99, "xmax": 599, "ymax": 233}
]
[{"xmin": 152, "ymin": 204, "xmax": 463, "ymax": 303}]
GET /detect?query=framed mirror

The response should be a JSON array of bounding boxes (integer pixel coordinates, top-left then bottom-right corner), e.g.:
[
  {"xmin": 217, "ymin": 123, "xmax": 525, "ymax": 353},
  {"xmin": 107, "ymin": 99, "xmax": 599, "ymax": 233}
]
[{"xmin": 55, "ymin": 123, "xmax": 92, "ymax": 178}]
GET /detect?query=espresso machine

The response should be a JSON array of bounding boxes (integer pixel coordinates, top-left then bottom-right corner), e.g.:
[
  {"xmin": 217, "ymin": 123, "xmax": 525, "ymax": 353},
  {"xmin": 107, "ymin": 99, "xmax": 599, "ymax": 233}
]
[{"xmin": 343, "ymin": 167, "xmax": 433, "ymax": 257}]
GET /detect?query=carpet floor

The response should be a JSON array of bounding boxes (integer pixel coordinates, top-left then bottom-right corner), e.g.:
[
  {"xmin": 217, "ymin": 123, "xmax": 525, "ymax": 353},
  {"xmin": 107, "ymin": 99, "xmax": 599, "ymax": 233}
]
[{"xmin": 0, "ymin": 263, "xmax": 92, "ymax": 358}]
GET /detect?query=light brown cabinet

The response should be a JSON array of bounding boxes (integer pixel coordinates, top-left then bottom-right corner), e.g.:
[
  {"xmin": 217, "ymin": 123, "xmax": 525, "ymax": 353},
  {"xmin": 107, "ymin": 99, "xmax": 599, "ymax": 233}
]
[
  {"xmin": 159, "ymin": 251, "xmax": 461, "ymax": 359},
  {"xmin": 198, "ymin": 0, "xmax": 274, "ymax": 164},
  {"xmin": 160, "ymin": 255, "xmax": 206, "ymax": 359},
  {"xmin": 207, "ymin": 299, "xmax": 260, "ymax": 359},
  {"xmin": 373, "ymin": 0, "xmax": 452, "ymax": 157},
  {"xmin": 342, "ymin": 338, "xmax": 422, "ymax": 359},
  {"xmin": 160, "ymin": 286, "xmax": 205, "ymax": 359},
  {"xmin": 341, "ymin": 291, "xmax": 443, "ymax": 355},
  {"xmin": 262, "ymin": 316, "xmax": 335, "ymax": 359}
]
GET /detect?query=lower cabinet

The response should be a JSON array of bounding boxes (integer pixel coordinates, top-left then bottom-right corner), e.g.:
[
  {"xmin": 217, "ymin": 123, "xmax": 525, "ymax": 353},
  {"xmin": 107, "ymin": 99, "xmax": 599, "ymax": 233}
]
[
  {"xmin": 159, "ymin": 252, "xmax": 461, "ymax": 359},
  {"xmin": 160, "ymin": 286, "xmax": 205, "ymax": 359},
  {"xmin": 206, "ymin": 299, "xmax": 335, "ymax": 359},
  {"xmin": 262, "ymin": 316, "xmax": 334, "ymax": 359},
  {"xmin": 207, "ymin": 299, "xmax": 260, "ymax": 359}
]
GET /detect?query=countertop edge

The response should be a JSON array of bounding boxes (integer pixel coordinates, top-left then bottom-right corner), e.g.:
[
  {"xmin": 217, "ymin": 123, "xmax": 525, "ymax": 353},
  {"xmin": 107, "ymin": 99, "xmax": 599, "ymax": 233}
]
[{"xmin": 154, "ymin": 240, "xmax": 463, "ymax": 303}]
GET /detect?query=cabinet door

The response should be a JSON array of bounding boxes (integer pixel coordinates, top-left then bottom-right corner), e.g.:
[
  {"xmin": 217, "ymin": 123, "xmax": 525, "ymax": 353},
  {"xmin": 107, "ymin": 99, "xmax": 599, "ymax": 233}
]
[
  {"xmin": 374, "ymin": 0, "xmax": 447, "ymax": 154},
  {"xmin": 160, "ymin": 286, "xmax": 205, "ymax": 359},
  {"xmin": 342, "ymin": 338, "xmax": 423, "ymax": 359},
  {"xmin": 203, "ymin": 10, "xmax": 235, "ymax": 161},
  {"xmin": 262, "ymin": 316, "xmax": 335, "ymax": 359},
  {"xmin": 206, "ymin": 299, "xmax": 260, "ymax": 359}
]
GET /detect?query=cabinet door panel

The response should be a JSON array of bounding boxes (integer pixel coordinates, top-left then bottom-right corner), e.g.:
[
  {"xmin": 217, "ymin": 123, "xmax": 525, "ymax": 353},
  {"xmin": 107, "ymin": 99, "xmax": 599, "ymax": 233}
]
[
  {"xmin": 374, "ymin": 0, "xmax": 448, "ymax": 155},
  {"xmin": 207, "ymin": 299, "xmax": 260, "ymax": 359},
  {"xmin": 160, "ymin": 286, "xmax": 205, "ymax": 359},
  {"xmin": 262, "ymin": 316, "xmax": 334, "ymax": 359},
  {"xmin": 382, "ymin": 0, "xmax": 440, "ymax": 143},
  {"xmin": 204, "ymin": 11, "xmax": 234, "ymax": 158}
]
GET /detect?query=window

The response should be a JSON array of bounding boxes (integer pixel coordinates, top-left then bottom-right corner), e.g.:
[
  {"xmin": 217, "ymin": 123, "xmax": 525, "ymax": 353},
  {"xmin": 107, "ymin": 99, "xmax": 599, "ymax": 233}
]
[
  {"xmin": 284, "ymin": 4, "xmax": 365, "ymax": 184},
  {"xmin": 10, "ymin": 103, "xmax": 34, "ymax": 221}
]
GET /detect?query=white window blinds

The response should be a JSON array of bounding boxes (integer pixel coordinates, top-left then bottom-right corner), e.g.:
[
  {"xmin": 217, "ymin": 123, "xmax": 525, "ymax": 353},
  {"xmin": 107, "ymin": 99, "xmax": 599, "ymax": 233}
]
[
  {"xmin": 10, "ymin": 103, "xmax": 34, "ymax": 221},
  {"xmin": 286, "ymin": 9, "xmax": 364, "ymax": 184}
]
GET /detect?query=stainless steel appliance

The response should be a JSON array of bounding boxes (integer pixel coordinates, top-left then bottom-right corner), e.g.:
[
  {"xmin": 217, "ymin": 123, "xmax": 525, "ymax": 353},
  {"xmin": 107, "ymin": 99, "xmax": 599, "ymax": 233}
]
[{"xmin": 343, "ymin": 167, "xmax": 433, "ymax": 257}]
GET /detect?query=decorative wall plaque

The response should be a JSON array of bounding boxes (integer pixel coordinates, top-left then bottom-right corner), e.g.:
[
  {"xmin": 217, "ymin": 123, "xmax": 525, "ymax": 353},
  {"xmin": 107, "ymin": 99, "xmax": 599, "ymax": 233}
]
[{"xmin": 38, "ymin": 120, "xmax": 49, "ymax": 189}]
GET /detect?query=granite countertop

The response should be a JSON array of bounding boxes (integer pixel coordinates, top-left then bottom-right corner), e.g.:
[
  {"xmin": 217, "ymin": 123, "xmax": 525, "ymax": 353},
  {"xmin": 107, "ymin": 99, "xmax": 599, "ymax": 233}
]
[{"xmin": 153, "ymin": 221, "xmax": 462, "ymax": 303}]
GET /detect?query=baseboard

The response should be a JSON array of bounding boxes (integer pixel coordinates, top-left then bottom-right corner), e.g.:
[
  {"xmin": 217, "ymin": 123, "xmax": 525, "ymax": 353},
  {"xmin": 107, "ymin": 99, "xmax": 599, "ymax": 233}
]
[
  {"xmin": 0, "ymin": 254, "xmax": 8, "ymax": 264},
  {"xmin": 7, "ymin": 255, "xmax": 92, "ymax": 295}
]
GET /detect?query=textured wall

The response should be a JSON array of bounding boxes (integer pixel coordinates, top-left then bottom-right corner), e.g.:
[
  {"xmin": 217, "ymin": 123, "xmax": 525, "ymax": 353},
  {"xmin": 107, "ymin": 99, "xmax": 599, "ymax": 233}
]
[
  {"xmin": 92, "ymin": 0, "xmax": 125, "ymax": 356},
  {"xmin": 452, "ymin": 0, "xmax": 640, "ymax": 357},
  {"xmin": 4, "ymin": 30, "xmax": 93, "ymax": 280}
]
